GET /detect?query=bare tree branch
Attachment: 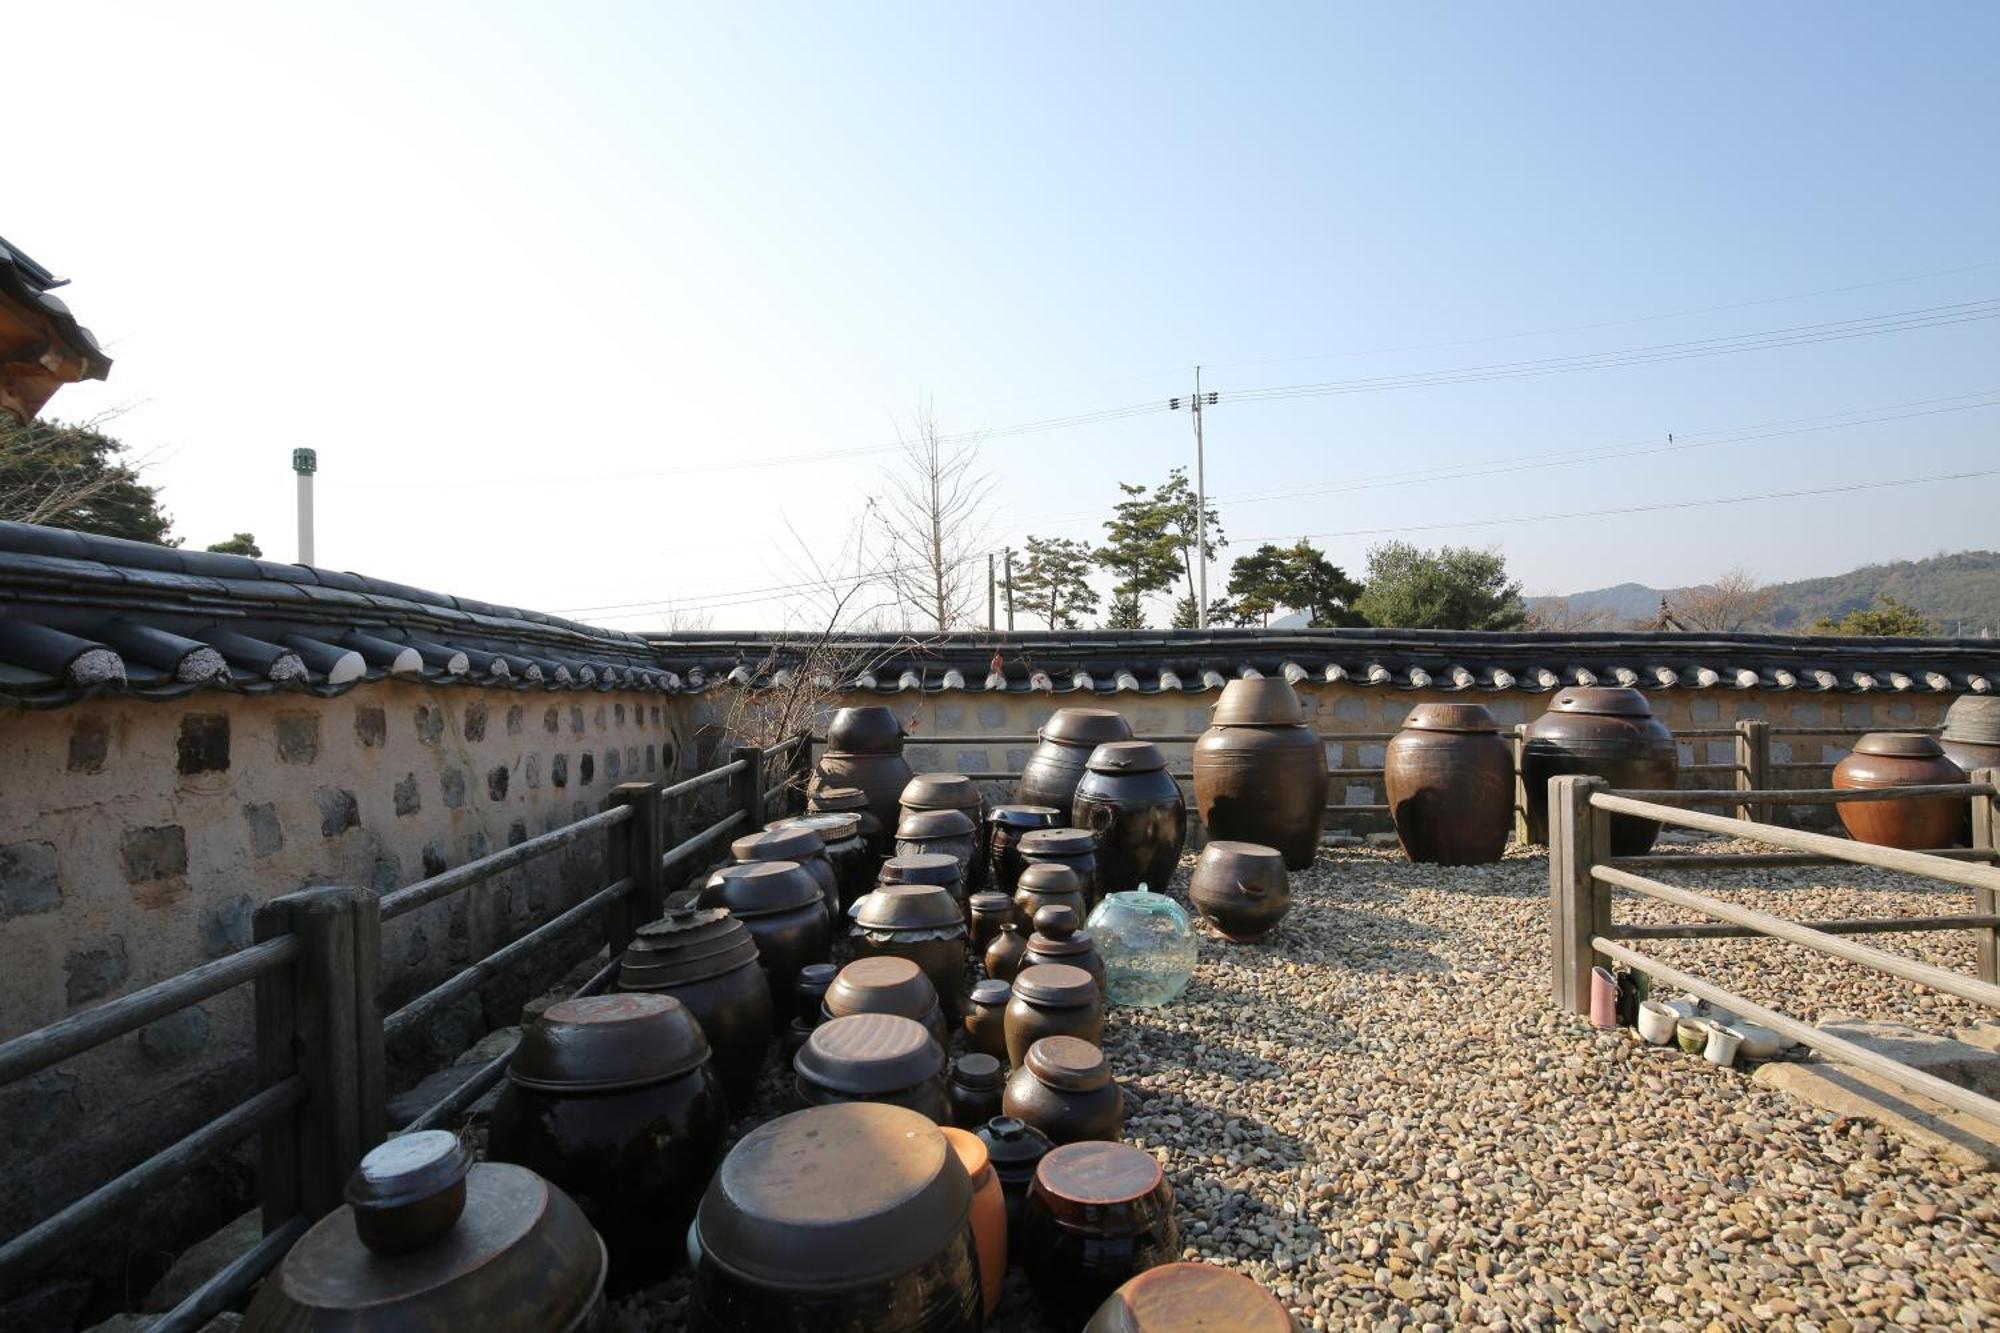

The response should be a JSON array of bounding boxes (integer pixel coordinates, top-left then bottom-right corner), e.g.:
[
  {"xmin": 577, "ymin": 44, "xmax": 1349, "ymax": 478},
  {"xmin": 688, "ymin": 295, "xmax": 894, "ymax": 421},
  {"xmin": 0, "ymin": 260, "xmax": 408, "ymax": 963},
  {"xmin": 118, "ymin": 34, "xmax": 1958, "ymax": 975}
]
[{"xmin": 873, "ymin": 401, "xmax": 993, "ymax": 631}]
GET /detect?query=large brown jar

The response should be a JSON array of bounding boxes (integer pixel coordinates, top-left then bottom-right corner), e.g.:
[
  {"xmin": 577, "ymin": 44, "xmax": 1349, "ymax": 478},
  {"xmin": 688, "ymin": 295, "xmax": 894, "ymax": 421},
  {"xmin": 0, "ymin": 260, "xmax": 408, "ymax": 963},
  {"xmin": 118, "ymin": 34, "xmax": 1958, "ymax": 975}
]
[
  {"xmin": 807, "ymin": 785, "xmax": 886, "ymax": 869},
  {"xmin": 1073, "ymin": 742, "xmax": 1187, "ymax": 897},
  {"xmin": 1187, "ymin": 841, "xmax": 1292, "ymax": 942},
  {"xmin": 1003, "ymin": 1035, "xmax": 1124, "ymax": 1145},
  {"xmin": 1192, "ymin": 679, "xmax": 1328, "ymax": 870},
  {"xmin": 771, "ymin": 812, "xmax": 871, "ymax": 912},
  {"xmin": 851, "ymin": 881, "xmax": 970, "ymax": 1021},
  {"xmin": 963, "ymin": 978, "xmax": 1010, "ymax": 1060},
  {"xmin": 1941, "ymin": 695, "xmax": 2000, "ymax": 775},
  {"xmin": 827, "ymin": 704, "xmax": 908, "ymax": 755},
  {"xmin": 878, "ymin": 850, "xmax": 967, "ymax": 917},
  {"xmin": 489, "ymin": 994, "xmax": 728, "ymax": 1291},
  {"xmin": 1023, "ymin": 904, "xmax": 1106, "ymax": 990},
  {"xmin": 988, "ymin": 804, "xmax": 1063, "ymax": 894},
  {"xmin": 691, "ymin": 1103, "xmax": 982, "ymax": 1332},
  {"xmin": 895, "ymin": 808, "xmax": 980, "ymax": 884},
  {"xmin": 1085, "ymin": 1263, "xmax": 1300, "ymax": 1333},
  {"xmin": 1005, "ymin": 963, "xmax": 1105, "ymax": 1067},
  {"xmin": 1022, "ymin": 1141, "xmax": 1178, "ymax": 1331},
  {"xmin": 1018, "ymin": 827, "xmax": 1100, "ymax": 905},
  {"xmin": 1384, "ymin": 702, "xmax": 1513, "ymax": 865},
  {"xmin": 812, "ymin": 709, "xmax": 914, "ymax": 860},
  {"xmin": 823, "ymin": 955, "xmax": 948, "ymax": 1047},
  {"xmin": 1832, "ymin": 733, "xmax": 1969, "ymax": 849},
  {"xmin": 1521, "ymin": 687, "xmax": 1678, "ymax": 856},
  {"xmin": 902, "ymin": 773, "xmax": 990, "ymax": 892},
  {"xmin": 731, "ymin": 826, "xmax": 837, "ymax": 923},
  {"xmin": 1018, "ymin": 708, "xmax": 1135, "ymax": 814},
  {"xmin": 793, "ymin": 1013, "xmax": 950, "ymax": 1123},
  {"xmin": 698, "ymin": 861, "xmax": 831, "ymax": 1023},
  {"xmin": 618, "ymin": 906, "xmax": 772, "ymax": 1112}
]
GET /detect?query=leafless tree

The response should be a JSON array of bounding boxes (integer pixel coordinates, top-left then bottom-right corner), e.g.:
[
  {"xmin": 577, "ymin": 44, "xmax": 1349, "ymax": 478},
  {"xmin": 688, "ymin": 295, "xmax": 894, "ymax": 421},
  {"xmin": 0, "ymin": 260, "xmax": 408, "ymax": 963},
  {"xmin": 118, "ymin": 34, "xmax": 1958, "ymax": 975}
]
[
  {"xmin": 873, "ymin": 402, "xmax": 993, "ymax": 631},
  {"xmin": 1524, "ymin": 597, "xmax": 1620, "ymax": 632},
  {"xmin": 1669, "ymin": 567, "xmax": 1776, "ymax": 632}
]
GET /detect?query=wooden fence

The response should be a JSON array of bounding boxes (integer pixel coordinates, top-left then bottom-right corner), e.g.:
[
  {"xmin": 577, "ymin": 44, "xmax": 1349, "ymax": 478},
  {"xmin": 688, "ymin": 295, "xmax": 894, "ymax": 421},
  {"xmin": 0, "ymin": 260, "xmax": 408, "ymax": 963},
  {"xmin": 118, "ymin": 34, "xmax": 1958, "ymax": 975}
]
[
  {"xmin": 0, "ymin": 735, "xmax": 806, "ymax": 1332},
  {"xmin": 1547, "ymin": 767, "xmax": 2000, "ymax": 1129}
]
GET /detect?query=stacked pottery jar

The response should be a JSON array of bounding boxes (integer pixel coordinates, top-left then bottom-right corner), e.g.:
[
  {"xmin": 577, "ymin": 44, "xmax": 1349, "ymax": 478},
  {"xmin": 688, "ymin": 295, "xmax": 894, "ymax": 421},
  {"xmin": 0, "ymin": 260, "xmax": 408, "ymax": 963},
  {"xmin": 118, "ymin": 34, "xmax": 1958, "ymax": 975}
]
[
  {"xmin": 823, "ymin": 955, "xmax": 949, "ymax": 1047},
  {"xmin": 246, "ymin": 1148, "xmax": 607, "ymax": 1332},
  {"xmin": 894, "ymin": 808, "xmax": 980, "ymax": 887},
  {"xmin": 811, "ymin": 706, "xmax": 912, "ymax": 859},
  {"xmin": 1022, "ymin": 1141, "xmax": 1178, "ymax": 1331},
  {"xmin": 1005, "ymin": 963, "xmax": 1105, "ymax": 1067},
  {"xmin": 698, "ymin": 860, "xmax": 830, "ymax": 1023},
  {"xmin": 1941, "ymin": 695, "xmax": 2000, "ymax": 843},
  {"xmin": 987, "ymin": 804, "xmax": 1063, "ymax": 894},
  {"xmin": 901, "ymin": 773, "xmax": 990, "ymax": 892},
  {"xmin": 1383, "ymin": 702, "xmax": 1513, "ymax": 864},
  {"xmin": 1022, "ymin": 904, "xmax": 1106, "ymax": 991},
  {"xmin": 851, "ymin": 879, "xmax": 970, "ymax": 1021},
  {"xmin": 1004, "ymin": 1035, "xmax": 1124, "ymax": 1145},
  {"xmin": 1521, "ymin": 687, "xmax": 1677, "ymax": 856},
  {"xmin": 1072, "ymin": 742, "xmax": 1187, "ymax": 898},
  {"xmin": 1017, "ymin": 827, "xmax": 1101, "ymax": 906},
  {"xmin": 1017, "ymin": 708, "xmax": 1134, "ymax": 814},
  {"xmin": 793, "ymin": 1013, "xmax": 950, "ymax": 1123},
  {"xmin": 769, "ymin": 812, "xmax": 872, "ymax": 913},
  {"xmin": 730, "ymin": 826, "xmax": 838, "ymax": 923},
  {"xmin": 617, "ymin": 906, "xmax": 772, "ymax": 1111},
  {"xmin": 1013, "ymin": 861, "xmax": 1089, "ymax": 932},
  {"xmin": 1832, "ymin": 733, "xmax": 1968, "ymax": 849},
  {"xmin": 690, "ymin": 1103, "xmax": 983, "ymax": 1332},
  {"xmin": 806, "ymin": 785, "xmax": 885, "ymax": 874},
  {"xmin": 1192, "ymin": 678, "xmax": 1329, "ymax": 870},
  {"xmin": 877, "ymin": 850, "xmax": 968, "ymax": 916},
  {"xmin": 488, "ymin": 994, "xmax": 728, "ymax": 1290},
  {"xmin": 1187, "ymin": 841, "xmax": 1292, "ymax": 942}
]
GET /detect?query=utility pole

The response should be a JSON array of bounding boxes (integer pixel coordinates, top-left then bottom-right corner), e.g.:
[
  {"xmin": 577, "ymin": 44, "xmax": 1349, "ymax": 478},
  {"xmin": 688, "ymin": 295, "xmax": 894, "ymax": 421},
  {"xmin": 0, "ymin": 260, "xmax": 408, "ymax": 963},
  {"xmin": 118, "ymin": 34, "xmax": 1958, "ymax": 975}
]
[
  {"xmin": 292, "ymin": 447, "xmax": 317, "ymax": 565},
  {"xmin": 1169, "ymin": 370, "xmax": 1219, "ymax": 627},
  {"xmin": 1004, "ymin": 547, "xmax": 1016, "ymax": 631},
  {"xmin": 988, "ymin": 553, "xmax": 996, "ymax": 631}
]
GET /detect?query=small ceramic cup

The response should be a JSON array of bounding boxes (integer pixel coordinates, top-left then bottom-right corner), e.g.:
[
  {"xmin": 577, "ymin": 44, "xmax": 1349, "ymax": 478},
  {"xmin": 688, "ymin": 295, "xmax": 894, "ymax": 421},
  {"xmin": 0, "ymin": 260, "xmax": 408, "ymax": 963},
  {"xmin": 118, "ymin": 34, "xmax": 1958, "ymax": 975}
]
[
  {"xmin": 1704, "ymin": 1024, "xmax": 1744, "ymax": 1068},
  {"xmin": 1675, "ymin": 1018, "xmax": 1709, "ymax": 1055},
  {"xmin": 1635, "ymin": 999, "xmax": 1679, "ymax": 1046}
]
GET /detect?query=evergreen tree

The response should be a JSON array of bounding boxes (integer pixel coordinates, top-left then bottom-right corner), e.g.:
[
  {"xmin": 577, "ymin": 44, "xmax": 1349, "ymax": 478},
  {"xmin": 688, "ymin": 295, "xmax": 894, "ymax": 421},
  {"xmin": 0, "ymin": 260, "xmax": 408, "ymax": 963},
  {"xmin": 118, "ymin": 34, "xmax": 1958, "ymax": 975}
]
[
  {"xmin": 1351, "ymin": 542, "xmax": 1527, "ymax": 630},
  {"xmin": 206, "ymin": 533, "xmax": 262, "ymax": 557},
  {"xmin": 1007, "ymin": 536, "xmax": 1100, "ymax": 630},
  {"xmin": 0, "ymin": 414, "xmax": 175, "ymax": 544}
]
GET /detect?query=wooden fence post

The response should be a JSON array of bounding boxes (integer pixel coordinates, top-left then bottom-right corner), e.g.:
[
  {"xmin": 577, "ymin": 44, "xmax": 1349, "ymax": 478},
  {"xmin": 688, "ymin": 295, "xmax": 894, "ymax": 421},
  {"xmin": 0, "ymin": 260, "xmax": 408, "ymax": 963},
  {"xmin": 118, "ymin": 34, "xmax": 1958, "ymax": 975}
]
[
  {"xmin": 1548, "ymin": 775, "xmax": 1609, "ymax": 1015},
  {"xmin": 606, "ymin": 782, "xmax": 664, "ymax": 954},
  {"xmin": 1974, "ymin": 767, "xmax": 1998, "ymax": 985},
  {"xmin": 1511, "ymin": 724, "xmax": 1533, "ymax": 846},
  {"xmin": 731, "ymin": 744, "xmax": 766, "ymax": 831},
  {"xmin": 1734, "ymin": 719, "xmax": 1771, "ymax": 825},
  {"xmin": 252, "ymin": 885, "xmax": 378, "ymax": 1224},
  {"xmin": 788, "ymin": 732, "xmax": 814, "ymax": 814}
]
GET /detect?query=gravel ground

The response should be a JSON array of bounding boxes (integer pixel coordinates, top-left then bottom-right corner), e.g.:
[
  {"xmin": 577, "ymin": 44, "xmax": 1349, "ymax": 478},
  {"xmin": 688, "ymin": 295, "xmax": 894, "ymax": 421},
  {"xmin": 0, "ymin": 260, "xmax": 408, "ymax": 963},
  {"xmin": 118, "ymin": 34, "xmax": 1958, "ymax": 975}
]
[{"xmin": 608, "ymin": 840, "xmax": 2000, "ymax": 1331}]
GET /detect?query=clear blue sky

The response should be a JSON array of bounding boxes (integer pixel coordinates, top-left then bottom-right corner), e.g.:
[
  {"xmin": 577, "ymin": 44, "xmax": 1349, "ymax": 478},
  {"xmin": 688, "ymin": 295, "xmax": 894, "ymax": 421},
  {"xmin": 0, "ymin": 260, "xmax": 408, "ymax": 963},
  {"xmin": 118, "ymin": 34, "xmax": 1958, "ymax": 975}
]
[{"xmin": 13, "ymin": 3, "xmax": 1999, "ymax": 628}]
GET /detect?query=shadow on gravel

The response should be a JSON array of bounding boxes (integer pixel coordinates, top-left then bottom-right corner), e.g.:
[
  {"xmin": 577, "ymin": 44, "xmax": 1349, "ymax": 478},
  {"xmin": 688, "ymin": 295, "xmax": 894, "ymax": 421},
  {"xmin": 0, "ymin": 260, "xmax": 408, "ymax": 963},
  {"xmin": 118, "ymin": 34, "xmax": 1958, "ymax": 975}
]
[{"xmin": 1124, "ymin": 1086, "xmax": 1311, "ymax": 1169}]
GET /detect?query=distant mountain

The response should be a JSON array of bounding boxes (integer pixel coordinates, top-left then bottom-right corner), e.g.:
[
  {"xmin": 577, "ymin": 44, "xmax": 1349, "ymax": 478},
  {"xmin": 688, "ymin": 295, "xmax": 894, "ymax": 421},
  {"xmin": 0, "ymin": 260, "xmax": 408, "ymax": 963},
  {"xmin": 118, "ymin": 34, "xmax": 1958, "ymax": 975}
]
[{"xmin": 1532, "ymin": 551, "xmax": 2000, "ymax": 636}]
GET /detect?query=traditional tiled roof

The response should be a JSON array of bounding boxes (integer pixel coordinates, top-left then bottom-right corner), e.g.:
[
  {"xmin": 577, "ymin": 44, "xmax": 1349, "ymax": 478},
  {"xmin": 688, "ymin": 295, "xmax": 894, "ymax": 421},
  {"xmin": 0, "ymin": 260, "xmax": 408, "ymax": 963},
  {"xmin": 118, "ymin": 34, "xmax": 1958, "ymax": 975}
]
[
  {"xmin": 0, "ymin": 235, "xmax": 112, "ymax": 422},
  {"xmin": 646, "ymin": 628, "xmax": 1999, "ymax": 696},
  {"xmin": 0, "ymin": 522, "xmax": 674, "ymax": 708}
]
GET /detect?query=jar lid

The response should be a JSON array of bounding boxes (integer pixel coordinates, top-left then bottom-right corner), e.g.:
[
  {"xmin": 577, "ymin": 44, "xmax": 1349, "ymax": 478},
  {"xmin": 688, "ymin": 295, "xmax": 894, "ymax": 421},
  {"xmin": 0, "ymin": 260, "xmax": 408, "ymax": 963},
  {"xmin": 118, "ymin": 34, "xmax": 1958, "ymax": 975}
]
[
  {"xmin": 1020, "ymin": 828, "xmax": 1097, "ymax": 858},
  {"xmin": 1086, "ymin": 740, "xmax": 1167, "ymax": 774},
  {"xmin": 968, "ymin": 891, "xmax": 1015, "ymax": 915},
  {"xmin": 1032, "ymin": 1142, "xmax": 1169, "ymax": 1231},
  {"xmin": 344, "ymin": 1131, "xmax": 471, "ymax": 1213},
  {"xmin": 621, "ymin": 906, "xmax": 761, "ymax": 988},
  {"xmin": 952, "ymin": 1052, "xmax": 1005, "ymax": 1091},
  {"xmin": 1546, "ymin": 687, "xmax": 1653, "ymax": 718},
  {"xmin": 1016, "ymin": 862, "xmax": 1086, "ymax": 896},
  {"xmin": 901, "ymin": 772, "xmax": 979, "ymax": 809},
  {"xmin": 779, "ymin": 812, "xmax": 862, "ymax": 843},
  {"xmin": 1086, "ymin": 1262, "xmax": 1297, "ymax": 1332},
  {"xmin": 508, "ymin": 993, "xmax": 710, "ymax": 1092},
  {"xmin": 1031, "ymin": 904, "xmax": 1079, "ymax": 940},
  {"xmin": 1401, "ymin": 702, "xmax": 1500, "ymax": 734},
  {"xmin": 824, "ymin": 955, "xmax": 939, "ymax": 1020},
  {"xmin": 896, "ymin": 808, "xmax": 977, "ymax": 840},
  {"xmin": 1942, "ymin": 695, "xmax": 2000, "ymax": 745},
  {"xmin": 1852, "ymin": 732, "xmax": 1948, "ymax": 758},
  {"xmin": 1040, "ymin": 708, "xmax": 1135, "ymax": 745},
  {"xmin": 732, "ymin": 827, "xmax": 821, "ymax": 864},
  {"xmin": 977, "ymin": 1115, "xmax": 1053, "ymax": 1173},
  {"xmin": 808, "ymin": 786, "xmax": 869, "ymax": 812},
  {"xmin": 854, "ymin": 883, "xmax": 963, "ymax": 932},
  {"xmin": 794, "ymin": 1014, "xmax": 943, "ymax": 1095},
  {"xmin": 1013, "ymin": 963, "xmax": 1097, "ymax": 1007},
  {"xmin": 1210, "ymin": 677, "xmax": 1305, "ymax": 726},
  {"xmin": 969, "ymin": 978, "xmax": 1011, "ymax": 1006},
  {"xmin": 987, "ymin": 803, "xmax": 1063, "ymax": 829},
  {"xmin": 699, "ymin": 861, "xmax": 822, "ymax": 917},
  {"xmin": 879, "ymin": 852, "xmax": 964, "ymax": 886},
  {"xmin": 794, "ymin": 962, "xmax": 839, "ymax": 993},
  {"xmin": 1196, "ymin": 841, "xmax": 1285, "ymax": 874},
  {"xmin": 1024, "ymin": 1035, "xmax": 1110, "ymax": 1092},
  {"xmin": 697, "ymin": 1104, "xmax": 970, "ymax": 1291}
]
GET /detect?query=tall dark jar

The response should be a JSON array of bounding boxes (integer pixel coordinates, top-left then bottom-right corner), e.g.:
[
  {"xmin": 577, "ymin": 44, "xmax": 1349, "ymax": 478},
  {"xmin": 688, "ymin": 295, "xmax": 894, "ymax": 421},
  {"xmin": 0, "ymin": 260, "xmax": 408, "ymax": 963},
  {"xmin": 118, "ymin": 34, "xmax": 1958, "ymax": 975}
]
[
  {"xmin": 895, "ymin": 808, "xmax": 980, "ymax": 885},
  {"xmin": 1004, "ymin": 962, "xmax": 1105, "ymax": 1067},
  {"xmin": 901, "ymin": 773, "xmax": 990, "ymax": 893},
  {"xmin": 793, "ymin": 1013, "xmax": 950, "ymax": 1123},
  {"xmin": 826, "ymin": 704, "xmax": 908, "ymax": 755},
  {"xmin": 1192, "ymin": 678, "xmax": 1328, "ymax": 870},
  {"xmin": 1384, "ymin": 702, "xmax": 1513, "ymax": 865},
  {"xmin": 1072, "ymin": 742, "xmax": 1187, "ymax": 897},
  {"xmin": 690, "ymin": 1102, "xmax": 982, "ymax": 1333},
  {"xmin": 812, "ymin": 750, "xmax": 913, "ymax": 861},
  {"xmin": 1521, "ymin": 687, "xmax": 1677, "ymax": 856},
  {"xmin": 488, "ymin": 994, "xmax": 728, "ymax": 1292},
  {"xmin": 851, "ymin": 880, "xmax": 971, "ymax": 1021},
  {"xmin": 987, "ymin": 804, "xmax": 1063, "ymax": 894},
  {"xmin": 977, "ymin": 1116, "xmax": 1053, "ymax": 1262},
  {"xmin": 1017, "ymin": 708, "xmax": 1135, "ymax": 815},
  {"xmin": 698, "ymin": 861, "xmax": 832, "ymax": 1023},
  {"xmin": 1022, "ymin": 1142, "xmax": 1179, "ymax": 1331},
  {"xmin": 618, "ymin": 906, "xmax": 772, "ymax": 1113}
]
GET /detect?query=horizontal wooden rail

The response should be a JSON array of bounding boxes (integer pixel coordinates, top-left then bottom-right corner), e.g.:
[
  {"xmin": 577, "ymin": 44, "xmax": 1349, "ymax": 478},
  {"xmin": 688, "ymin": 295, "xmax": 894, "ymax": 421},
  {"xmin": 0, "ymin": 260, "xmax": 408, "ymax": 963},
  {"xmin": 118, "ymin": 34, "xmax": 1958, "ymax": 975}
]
[
  {"xmin": 384, "ymin": 878, "xmax": 634, "ymax": 1044},
  {"xmin": 1608, "ymin": 783, "xmax": 1989, "ymax": 808},
  {"xmin": 818, "ymin": 730, "xmax": 1402, "ymax": 747},
  {"xmin": 661, "ymin": 808, "xmax": 747, "ymax": 875},
  {"xmin": 0, "ymin": 1076, "xmax": 304, "ymax": 1285},
  {"xmin": 1593, "ymin": 938, "xmax": 2000, "ymax": 1129},
  {"xmin": 153, "ymin": 1212, "xmax": 309, "ymax": 1333},
  {"xmin": 0, "ymin": 936, "xmax": 300, "ymax": 1086},
  {"xmin": 1609, "ymin": 913, "xmax": 2000, "ymax": 941},
  {"xmin": 1590, "ymin": 792, "xmax": 2000, "ymax": 895},
  {"xmin": 1608, "ymin": 848, "xmax": 1999, "ymax": 870},
  {"xmin": 1592, "ymin": 863, "xmax": 2000, "ymax": 1010},
  {"xmin": 380, "ymin": 804, "xmax": 632, "ymax": 921},
  {"xmin": 657, "ymin": 758, "xmax": 746, "ymax": 803}
]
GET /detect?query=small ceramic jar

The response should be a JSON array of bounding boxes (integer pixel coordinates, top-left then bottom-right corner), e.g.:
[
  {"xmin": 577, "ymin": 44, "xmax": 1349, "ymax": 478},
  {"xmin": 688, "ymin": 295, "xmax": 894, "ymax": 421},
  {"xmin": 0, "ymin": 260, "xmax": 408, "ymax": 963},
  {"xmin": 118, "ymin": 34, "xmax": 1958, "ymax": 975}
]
[
  {"xmin": 1003, "ymin": 1036, "xmax": 1123, "ymax": 1145},
  {"xmin": 1005, "ymin": 964, "xmax": 1105, "ymax": 1068},
  {"xmin": 1022, "ymin": 905, "xmax": 1106, "ymax": 992},
  {"xmin": 1017, "ymin": 828, "xmax": 1100, "ymax": 907},
  {"xmin": 977, "ymin": 1115, "xmax": 1053, "ymax": 1260},
  {"xmin": 968, "ymin": 892, "xmax": 1016, "ymax": 957},
  {"xmin": 949, "ymin": 1053, "xmax": 1006, "ymax": 1129},
  {"xmin": 793, "ymin": 1013, "xmax": 949, "ymax": 1123},
  {"xmin": 987, "ymin": 804, "xmax": 1063, "ymax": 895},
  {"xmin": 963, "ymin": 979, "xmax": 1011, "ymax": 1061},
  {"xmin": 1013, "ymin": 862, "xmax": 1089, "ymax": 932},
  {"xmin": 940, "ymin": 1127, "xmax": 1009, "ymax": 1322},
  {"xmin": 984, "ymin": 923, "xmax": 1029, "ymax": 983},
  {"xmin": 783, "ymin": 962, "xmax": 839, "ymax": 1058}
]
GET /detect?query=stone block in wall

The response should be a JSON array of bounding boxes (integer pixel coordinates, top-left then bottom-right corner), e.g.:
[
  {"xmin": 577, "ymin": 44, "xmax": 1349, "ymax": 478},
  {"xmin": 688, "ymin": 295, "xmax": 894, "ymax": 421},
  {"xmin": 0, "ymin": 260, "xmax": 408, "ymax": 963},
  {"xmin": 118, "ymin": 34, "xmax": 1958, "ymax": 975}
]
[
  {"xmin": 414, "ymin": 705, "xmax": 444, "ymax": 745},
  {"xmin": 603, "ymin": 748, "xmax": 621, "ymax": 781},
  {"xmin": 123, "ymin": 824, "xmax": 189, "ymax": 882},
  {"xmin": 934, "ymin": 704, "xmax": 964, "ymax": 729},
  {"xmin": 242, "ymin": 802, "xmax": 283, "ymax": 858},
  {"xmin": 1357, "ymin": 744, "xmax": 1386, "ymax": 767},
  {"xmin": 1792, "ymin": 700, "xmax": 1823, "ymax": 726},
  {"xmin": 442, "ymin": 767, "xmax": 468, "ymax": 807},
  {"xmin": 176, "ymin": 714, "xmax": 230, "ymax": 775},
  {"xmin": 275, "ymin": 712, "xmax": 320, "ymax": 765},
  {"xmin": 1887, "ymin": 700, "xmax": 1916, "ymax": 723},
  {"xmin": 68, "ymin": 716, "xmax": 109, "ymax": 772},
  {"xmin": 1183, "ymin": 707, "xmax": 1208, "ymax": 731},
  {"xmin": 1344, "ymin": 785, "xmax": 1375, "ymax": 806},
  {"xmin": 1677, "ymin": 743, "xmax": 1694, "ymax": 763},
  {"xmin": 1735, "ymin": 699, "xmax": 1767, "ymax": 720},
  {"xmin": 977, "ymin": 702, "xmax": 1006, "ymax": 728},
  {"xmin": 463, "ymin": 702, "xmax": 488, "ymax": 742},
  {"xmin": 314, "ymin": 788, "xmax": 360, "ymax": 838},
  {"xmin": 393, "ymin": 773, "xmax": 421, "ymax": 816},
  {"xmin": 1135, "ymin": 706, "xmax": 1168, "ymax": 733},
  {"xmin": 1330, "ymin": 695, "xmax": 1366, "ymax": 724},
  {"xmin": 1378, "ymin": 700, "xmax": 1412, "ymax": 728},
  {"xmin": 65, "ymin": 936, "xmax": 128, "ymax": 1006},
  {"xmin": 1004, "ymin": 747, "xmax": 1031, "ymax": 775},
  {"xmin": 550, "ymin": 754, "xmax": 568, "ymax": 788},
  {"xmin": 570, "ymin": 706, "xmax": 586, "ymax": 735},
  {"xmin": 579, "ymin": 753, "xmax": 595, "ymax": 785},
  {"xmin": 593, "ymin": 705, "xmax": 608, "ymax": 731},
  {"xmin": 1707, "ymin": 741, "xmax": 1733, "ymax": 764},
  {"xmin": 954, "ymin": 749, "xmax": 992, "ymax": 775},
  {"xmin": 353, "ymin": 705, "xmax": 386, "ymax": 748},
  {"xmin": 1842, "ymin": 701, "xmax": 1874, "ymax": 730},
  {"xmin": 507, "ymin": 705, "xmax": 524, "ymax": 735},
  {"xmin": 0, "ymin": 840, "xmax": 61, "ymax": 919},
  {"xmin": 1690, "ymin": 698, "xmax": 1720, "ymax": 723},
  {"xmin": 1323, "ymin": 742, "xmax": 1341, "ymax": 767},
  {"xmin": 487, "ymin": 765, "xmax": 511, "ymax": 801},
  {"xmin": 1771, "ymin": 741, "xmax": 1793, "ymax": 764},
  {"xmin": 198, "ymin": 896, "xmax": 252, "ymax": 957},
  {"xmin": 543, "ymin": 706, "xmax": 561, "ymax": 734},
  {"xmin": 906, "ymin": 745, "xmax": 940, "ymax": 771}
]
